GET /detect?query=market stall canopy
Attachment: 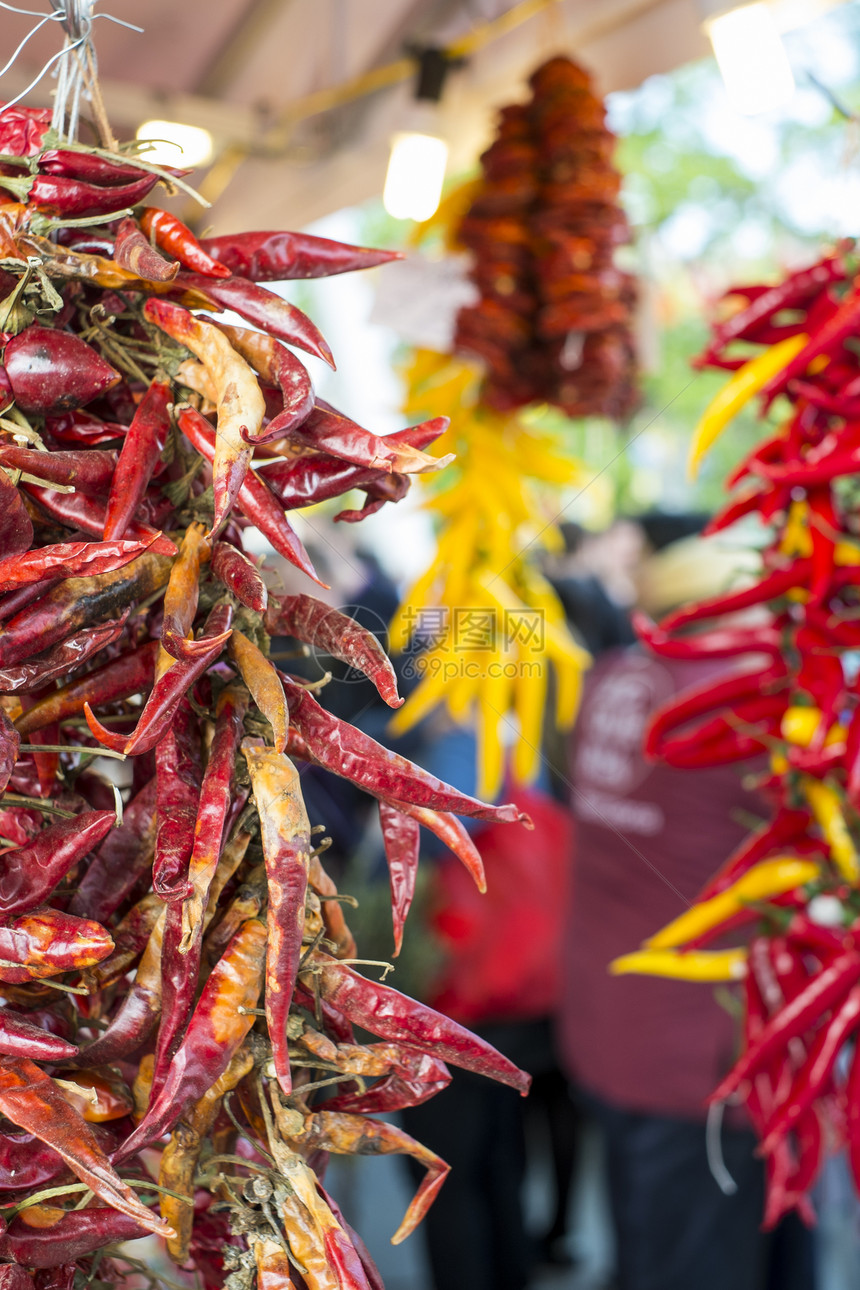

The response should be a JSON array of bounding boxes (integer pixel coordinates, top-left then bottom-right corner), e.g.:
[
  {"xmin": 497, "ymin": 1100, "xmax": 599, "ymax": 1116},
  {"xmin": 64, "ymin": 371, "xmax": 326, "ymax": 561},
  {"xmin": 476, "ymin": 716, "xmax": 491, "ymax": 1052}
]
[{"xmin": 0, "ymin": 0, "xmax": 845, "ymax": 230}]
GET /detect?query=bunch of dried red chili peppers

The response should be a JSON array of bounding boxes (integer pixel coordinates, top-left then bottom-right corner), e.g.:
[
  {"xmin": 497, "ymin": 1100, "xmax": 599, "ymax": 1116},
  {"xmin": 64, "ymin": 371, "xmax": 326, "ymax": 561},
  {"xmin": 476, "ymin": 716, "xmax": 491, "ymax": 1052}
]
[
  {"xmin": 454, "ymin": 55, "xmax": 638, "ymax": 419},
  {"xmin": 614, "ymin": 238, "xmax": 860, "ymax": 1224},
  {"xmin": 0, "ymin": 102, "xmax": 532, "ymax": 1288}
]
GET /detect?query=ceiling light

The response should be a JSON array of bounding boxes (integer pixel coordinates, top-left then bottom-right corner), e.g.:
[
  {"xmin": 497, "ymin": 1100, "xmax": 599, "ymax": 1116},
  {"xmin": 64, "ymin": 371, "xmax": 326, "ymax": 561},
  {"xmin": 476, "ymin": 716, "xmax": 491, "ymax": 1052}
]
[
  {"xmin": 383, "ymin": 47, "xmax": 461, "ymax": 224},
  {"xmin": 383, "ymin": 131, "xmax": 449, "ymax": 222},
  {"xmin": 136, "ymin": 120, "xmax": 214, "ymax": 168},
  {"xmin": 705, "ymin": 3, "xmax": 795, "ymax": 115}
]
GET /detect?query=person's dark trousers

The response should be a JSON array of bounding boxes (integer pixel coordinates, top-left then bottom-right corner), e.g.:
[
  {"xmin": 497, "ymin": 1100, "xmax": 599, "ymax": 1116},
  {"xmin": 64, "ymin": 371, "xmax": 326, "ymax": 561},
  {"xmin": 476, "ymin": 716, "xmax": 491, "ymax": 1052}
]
[
  {"xmin": 589, "ymin": 1097, "xmax": 816, "ymax": 1290},
  {"xmin": 401, "ymin": 1062, "xmax": 531, "ymax": 1290}
]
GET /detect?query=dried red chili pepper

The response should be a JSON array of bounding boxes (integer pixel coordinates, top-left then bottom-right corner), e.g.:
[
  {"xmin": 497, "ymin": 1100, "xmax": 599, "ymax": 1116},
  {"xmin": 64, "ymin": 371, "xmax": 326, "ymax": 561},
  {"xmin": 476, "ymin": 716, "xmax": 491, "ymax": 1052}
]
[
  {"xmin": 114, "ymin": 215, "xmax": 178, "ymax": 282},
  {"xmin": 157, "ymin": 522, "xmax": 210, "ymax": 664},
  {"xmin": 291, "ymin": 403, "xmax": 451, "ymax": 474},
  {"xmin": 175, "ymin": 271, "xmax": 335, "ymax": 368},
  {"xmin": 0, "ymin": 467, "xmax": 33, "ymax": 555},
  {"xmin": 208, "ymin": 318, "xmax": 314, "ymax": 442},
  {"xmin": 240, "ymin": 743, "xmax": 310, "ymax": 1095},
  {"xmin": 102, "ymin": 377, "xmax": 172, "ymax": 541},
  {"xmin": 0, "ymin": 553, "xmax": 168, "ymax": 668},
  {"xmin": 0, "ymin": 810, "xmax": 115, "ymax": 916},
  {"xmin": 310, "ymin": 954, "xmax": 531, "ymax": 1093},
  {"xmin": 24, "ymin": 483, "xmax": 177, "ymax": 556},
  {"xmin": 115, "ymin": 916, "xmax": 267, "ymax": 1162},
  {"xmin": 152, "ymin": 697, "xmax": 200, "ymax": 902},
  {"xmin": 291, "ymin": 1110, "xmax": 449, "ymax": 1243},
  {"xmin": 152, "ymin": 687, "xmax": 247, "ymax": 1092},
  {"xmin": 139, "ymin": 206, "xmax": 230, "ymax": 278},
  {"xmin": 198, "ymin": 228, "xmax": 401, "ymax": 281},
  {"xmin": 266, "ymin": 592, "xmax": 402, "ymax": 708},
  {"xmin": 0, "ymin": 169, "xmax": 158, "ymax": 216},
  {"xmin": 0, "ymin": 908, "xmax": 114, "ymax": 982},
  {"xmin": 0, "ymin": 1208, "xmax": 153, "ymax": 1269},
  {"xmin": 0, "ymin": 1055, "xmax": 172, "ymax": 1236},
  {"xmin": 228, "ymin": 631, "xmax": 287, "ymax": 751},
  {"xmin": 381, "ymin": 798, "xmax": 487, "ymax": 891},
  {"xmin": 254, "ymin": 442, "xmax": 432, "ymax": 516},
  {"xmin": 84, "ymin": 602, "xmax": 233, "ymax": 755},
  {"xmin": 14, "ymin": 639, "xmax": 158, "ymax": 735},
  {"xmin": 283, "ymin": 675, "xmax": 531, "ymax": 825},
  {"xmin": 37, "ymin": 148, "xmax": 151, "ymax": 186},
  {"xmin": 0, "ymin": 536, "xmax": 158, "ymax": 596},
  {"xmin": 0, "ymin": 1012, "xmax": 77, "ymax": 1062},
  {"xmin": 67, "ymin": 777, "xmax": 157, "ymax": 923},
  {"xmin": 74, "ymin": 913, "xmax": 164, "ymax": 1066},
  {"xmin": 378, "ymin": 801, "xmax": 420, "ymax": 956},
  {"xmin": 145, "ymin": 299, "xmax": 263, "ymax": 529},
  {"xmin": 177, "ymin": 403, "xmax": 324, "ymax": 584},
  {"xmin": 0, "ymin": 444, "xmax": 117, "ymax": 495},
  {"xmin": 1, "ymin": 325, "xmax": 120, "ymax": 414},
  {"xmin": 209, "ymin": 539, "xmax": 267, "ymax": 611}
]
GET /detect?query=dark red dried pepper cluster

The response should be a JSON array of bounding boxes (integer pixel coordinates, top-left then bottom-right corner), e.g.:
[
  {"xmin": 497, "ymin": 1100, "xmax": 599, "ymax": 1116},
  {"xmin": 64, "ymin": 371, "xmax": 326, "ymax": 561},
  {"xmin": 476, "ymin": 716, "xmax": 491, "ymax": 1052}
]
[
  {"xmin": 0, "ymin": 104, "xmax": 531, "ymax": 1288},
  {"xmin": 624, "ymin": 242, "xmax": 860, "ymax": 1225},
  {"xmin": 453, "ymin": 55, "xmax": 638, "ymax": 419}
]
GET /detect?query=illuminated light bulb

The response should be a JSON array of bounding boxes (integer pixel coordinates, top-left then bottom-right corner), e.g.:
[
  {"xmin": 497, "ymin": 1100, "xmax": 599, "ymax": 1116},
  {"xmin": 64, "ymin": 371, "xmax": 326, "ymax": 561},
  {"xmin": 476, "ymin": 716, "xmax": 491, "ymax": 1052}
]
[
  {"xmin": 136, "ymin": 120, "xmax": 214, "ymax": 168},
  {"xmin": 706, "ymin": 2, "xmax": 795, "ymax": 115},
  {"xmin": 383, "ymin": 131, "xmax": 449, "ymax": 222}
]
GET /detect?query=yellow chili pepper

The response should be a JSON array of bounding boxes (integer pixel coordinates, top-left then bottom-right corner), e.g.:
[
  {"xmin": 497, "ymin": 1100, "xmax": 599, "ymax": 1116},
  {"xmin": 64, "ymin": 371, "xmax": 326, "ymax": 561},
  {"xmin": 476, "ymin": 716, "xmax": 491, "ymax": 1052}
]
[
  {"xmin": 780, "ymin": 498, "xmax": 814, "ymax": 559},
  {"xmin": 511, "ymin": 656, "xmax": 546, "ymax": 785},
  {"xmin": 645, "ymin": 856, "xmax": 820, "ymax": 950},
  {"xmin": 387, "ymin": 639, "xmax": 461, "ymax": 736},
  {"xmin": 835, "ymin": 539, "xmax": 860, "ymax": 566},
  {"xmin": 610, "ymin": 948, "xmax": 748, "ymax": 982},
  {"xmin": 555, "ymin": 659, "xmax": 584, "ymax": 729},
  {"xmin": 803, "ymin": 777, "xmax": 860, "ymax": 884},
  {"xmin": 781, "ymin": 706, "xmax": 846, "ymax": 749},
  {"xmin": 476, "ymin": 647, "xmax": 515, "ymax": 801},
  {"xmin": 688, "ymin": 334, "xmax": 808, "ymax": 479},
  {"xmin": 388, "ymin": 564, "xmax": 443, "ymax": 653}
]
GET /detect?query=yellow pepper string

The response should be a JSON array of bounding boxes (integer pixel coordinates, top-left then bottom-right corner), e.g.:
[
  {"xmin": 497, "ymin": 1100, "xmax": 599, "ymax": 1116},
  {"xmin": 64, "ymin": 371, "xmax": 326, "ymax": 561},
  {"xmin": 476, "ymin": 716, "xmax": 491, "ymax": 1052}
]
[{"xmin": 393, "ymin": 347, "xmax": 587, "ymax": 787}]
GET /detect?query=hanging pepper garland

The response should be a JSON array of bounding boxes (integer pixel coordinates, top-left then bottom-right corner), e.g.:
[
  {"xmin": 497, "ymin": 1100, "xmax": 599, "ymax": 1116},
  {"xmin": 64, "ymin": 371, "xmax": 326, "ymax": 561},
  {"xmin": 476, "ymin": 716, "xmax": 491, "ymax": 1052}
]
[
  {"xmin": 614, "ymin": 238, "xmax": 860, "ymax": 1225},
  {"xmin": 454, "ymin": 54, "xmax": 639, "ymax": 419},
  {"xmin": 391, "ymin": 54, "xmax": 636, "ymax": 797},
  {"xmin": 0, "ymin": 102, "xmax": 534, "ymax": 1287}
]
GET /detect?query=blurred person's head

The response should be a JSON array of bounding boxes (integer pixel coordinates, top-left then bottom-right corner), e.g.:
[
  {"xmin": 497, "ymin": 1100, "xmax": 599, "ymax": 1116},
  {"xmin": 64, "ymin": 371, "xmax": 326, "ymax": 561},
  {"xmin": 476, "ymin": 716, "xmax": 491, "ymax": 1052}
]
[{"xmin": 635, "ymin": 526, "xmax": 760, "ymax": 619}]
